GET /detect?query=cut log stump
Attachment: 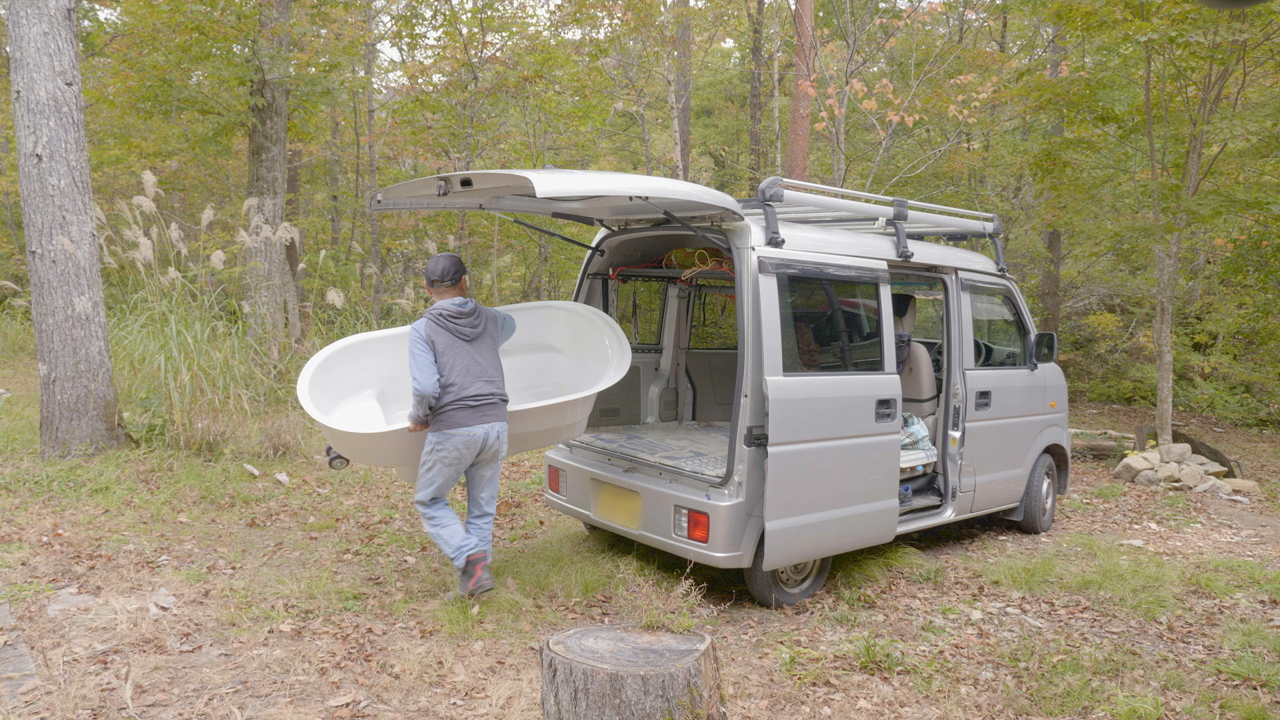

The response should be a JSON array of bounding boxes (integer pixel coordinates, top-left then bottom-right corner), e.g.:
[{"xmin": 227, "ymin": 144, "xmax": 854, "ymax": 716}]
[{"xmin": 541, "ymin": 626, "xmax": 724, "ymax": 720}]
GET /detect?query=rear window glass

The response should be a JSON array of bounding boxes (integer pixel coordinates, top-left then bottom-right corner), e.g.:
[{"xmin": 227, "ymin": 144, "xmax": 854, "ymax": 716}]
[
  {"xmin": 613, "ymin": 281, "xmax": 666, "ymax": 346},
  {"xmin": 689, "ymin": 284, "xmax": 737, "ymax": 350}
]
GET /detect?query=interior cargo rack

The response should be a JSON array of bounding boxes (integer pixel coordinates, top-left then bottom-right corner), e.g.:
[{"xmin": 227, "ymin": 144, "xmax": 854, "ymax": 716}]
[{"xmin": 739, "ymin": 177, "xmax": 1007, "ymax": 274}]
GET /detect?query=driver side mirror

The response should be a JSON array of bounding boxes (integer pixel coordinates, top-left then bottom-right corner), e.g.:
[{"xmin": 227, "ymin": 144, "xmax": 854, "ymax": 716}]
[{"xmin": 1033, "ymin": 332, "xmax": 1058, "ymax": 365}]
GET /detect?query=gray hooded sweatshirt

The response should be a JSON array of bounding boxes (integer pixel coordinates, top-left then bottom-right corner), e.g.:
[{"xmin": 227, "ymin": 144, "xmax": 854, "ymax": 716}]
[{"xmin": 408, "ymin": 297, "xmax": 515, "ymax": 432}]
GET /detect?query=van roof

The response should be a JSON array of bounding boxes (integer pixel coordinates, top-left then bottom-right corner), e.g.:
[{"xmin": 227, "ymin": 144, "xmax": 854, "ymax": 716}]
[{"xmin": 755, "ymin": 219, "xmax": 1001, "ymax": 275}]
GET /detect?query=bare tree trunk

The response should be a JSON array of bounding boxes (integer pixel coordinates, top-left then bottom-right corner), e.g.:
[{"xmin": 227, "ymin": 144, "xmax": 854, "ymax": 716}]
[
  {"xmin": 746, "ymin": 0, "xmax": 766, "ymax": 190},
  {"xmin": 328, "ymin": 111, "xmax": 342, "ymax": 247},
  {"xmin": 245, "ymin": 0, "xmax": 296, "ymax": 356},
  {"xmin": 285, "ymin": 142, "xmax": 302, "ymax": 277},
  {"xmin": 1040, "ymin": 31, "xmax": 1065, "ymax": 334},
  {"xmin": 1153, "ymin": 239, "xmax": 1178, "ymax": 445},
  {"xmin": 8, "ymin": 0, "xmax": 125, "ymax": 457},
  {"xmin": 783, "ymin": 0, "xmax": 815, "ymax": 180},
  {"xmin": 668, "ymin": 0, "xmax": 692, "ymax": 181},
  {"xmin": 364, "ymin": 14, "xmax": 384, "ymax": 329}
]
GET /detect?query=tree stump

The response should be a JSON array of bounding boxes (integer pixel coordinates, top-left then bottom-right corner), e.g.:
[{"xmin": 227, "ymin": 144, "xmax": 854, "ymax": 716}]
[{"xmin": 541, "ymin": 626, "xmax": 725, "ymax": 720}]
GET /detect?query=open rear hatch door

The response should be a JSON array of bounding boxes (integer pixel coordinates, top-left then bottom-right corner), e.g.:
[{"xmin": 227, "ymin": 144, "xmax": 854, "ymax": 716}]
[{"xmin": 371, "ymin": 170, "xmax": 743, "ymax": 229}]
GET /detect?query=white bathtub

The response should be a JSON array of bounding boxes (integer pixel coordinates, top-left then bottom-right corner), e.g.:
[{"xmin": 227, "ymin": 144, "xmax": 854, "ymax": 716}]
[{"xmin": 297, "ymin": 301, "xmax": 632, "ymax": 481}]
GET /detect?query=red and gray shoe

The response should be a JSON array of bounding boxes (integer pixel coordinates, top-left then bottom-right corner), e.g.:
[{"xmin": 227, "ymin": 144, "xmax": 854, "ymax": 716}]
[{"xmin": 455, "ymin": 551, "xmax": 494, "ymax": 598}]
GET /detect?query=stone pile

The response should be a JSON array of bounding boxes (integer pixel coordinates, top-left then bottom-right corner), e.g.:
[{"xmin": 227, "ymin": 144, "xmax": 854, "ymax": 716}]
[{"xmin": 1113, "ymin": 443, "xmax": 1243, "ymax": 494}]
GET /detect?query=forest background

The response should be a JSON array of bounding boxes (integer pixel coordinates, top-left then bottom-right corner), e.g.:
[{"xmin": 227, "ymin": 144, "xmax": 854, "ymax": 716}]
[{"xmin": 0, "ymin": 0, "xmax": 1277, "ymax": 455}]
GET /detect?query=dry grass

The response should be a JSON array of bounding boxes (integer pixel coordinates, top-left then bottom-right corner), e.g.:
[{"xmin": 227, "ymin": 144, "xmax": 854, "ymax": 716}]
[{"xmin": 3, "ymin": 351, "xmax": 1280, "ymax": 717}]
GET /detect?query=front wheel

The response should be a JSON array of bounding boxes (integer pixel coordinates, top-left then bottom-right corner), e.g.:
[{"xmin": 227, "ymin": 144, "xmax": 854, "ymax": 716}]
[
  {"xmin": 1018, "ymin": 453, "xmax": 1058, "ymax": 534},
  {"xmin": 743, "ymin": 537, "xmax": 831, "ymax": 608}
]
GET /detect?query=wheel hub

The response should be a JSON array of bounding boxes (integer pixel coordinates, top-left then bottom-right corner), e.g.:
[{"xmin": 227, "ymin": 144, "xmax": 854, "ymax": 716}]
[
  {"xmin": 776, "ymin": 560, "xmax": 819, "ymax": 592},
  {"xmin": 1040, "ymin": 469, "xmax": 1055, "ymax": 517}
]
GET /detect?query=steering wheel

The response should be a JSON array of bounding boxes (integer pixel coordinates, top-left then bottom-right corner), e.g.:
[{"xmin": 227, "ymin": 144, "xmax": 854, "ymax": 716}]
[
  {"xmin": 929, "ymin": 343, "xmax": 944, "ymax": 382},
  {"xmin": 974, "ymin": 339, "xmax": 992, "ymax": 367}
]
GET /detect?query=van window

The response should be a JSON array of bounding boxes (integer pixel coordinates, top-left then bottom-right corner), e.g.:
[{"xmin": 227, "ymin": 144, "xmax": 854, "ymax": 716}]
[
  {"xmin": 614, "ymin": 281, "xmax": 666, "ymax": 346},
  {"xmin": 689, "ymin": 284, "xmax": 737, "ymax": 350},
  {"xmin": 776, "ymin": 275, "xmax": 882, "ymax": 373},
  {"xmin": 969, "ymin": 288, "xmax": 1028, "ymax": 367}
]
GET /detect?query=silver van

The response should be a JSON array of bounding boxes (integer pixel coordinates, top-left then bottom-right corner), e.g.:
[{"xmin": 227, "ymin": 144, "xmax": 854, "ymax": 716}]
[{"xmin": 373, "ymin": 171, "xmax": 1070, "ymax": 607}]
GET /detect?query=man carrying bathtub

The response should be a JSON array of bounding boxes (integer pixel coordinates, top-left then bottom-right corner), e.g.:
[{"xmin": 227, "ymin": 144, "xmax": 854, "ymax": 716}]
[{"xmin": 407, "ymin": 252, "xmax": 516, "ymax": 599}]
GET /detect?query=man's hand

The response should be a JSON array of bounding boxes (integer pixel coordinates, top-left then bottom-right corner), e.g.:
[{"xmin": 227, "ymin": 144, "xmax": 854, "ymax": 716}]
[{"xmin": 408, "ymin": 422, "xmax": 429, "ymax": 433}]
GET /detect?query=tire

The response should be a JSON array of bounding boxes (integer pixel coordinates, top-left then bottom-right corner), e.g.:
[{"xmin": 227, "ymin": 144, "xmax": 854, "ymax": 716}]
[
  {"xmin": 742, "ymin": 537, "xmax": 831, "ymax": 608},
  {"xmin": 1017, "ymin": 453, "xmax": 1057, "ymax": 534},
  {"xmin": 583, "ymin": 521, "xmax": 601, "ymax": 534},
  {"xmin": 327, "ymin": 454, "xmax": 349, "ymax": 470}
]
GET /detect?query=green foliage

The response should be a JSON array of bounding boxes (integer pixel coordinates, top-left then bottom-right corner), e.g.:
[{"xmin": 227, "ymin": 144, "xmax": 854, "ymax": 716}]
[
  {"xmin": 1104, "ymin": 692, "xmax": 1163, "ymax": 720},
  {"xmin": 979, "ymin": 535, "xmax": 1183, "ymax": 618},
  {"xmin": 0, "ymin": 0, "xmax": 1277, "ymax": 433}
]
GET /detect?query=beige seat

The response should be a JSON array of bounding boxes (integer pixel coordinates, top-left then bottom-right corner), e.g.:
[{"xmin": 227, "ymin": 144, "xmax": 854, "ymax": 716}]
[{"xmin": 893, "ymin": 294, "xmax": 940, "ymax": 451}]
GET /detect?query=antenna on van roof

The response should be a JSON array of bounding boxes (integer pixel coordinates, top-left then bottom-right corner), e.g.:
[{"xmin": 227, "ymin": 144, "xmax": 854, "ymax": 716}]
[{"xmin": 741, "ymin": 177, "xmax": 1007, "ymax": 274}]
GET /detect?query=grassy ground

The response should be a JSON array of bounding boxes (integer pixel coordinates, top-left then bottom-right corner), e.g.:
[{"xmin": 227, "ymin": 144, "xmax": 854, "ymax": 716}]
[{"xmin": 2, "ymin": 353, "xmax": 1278, "ymax": 718}]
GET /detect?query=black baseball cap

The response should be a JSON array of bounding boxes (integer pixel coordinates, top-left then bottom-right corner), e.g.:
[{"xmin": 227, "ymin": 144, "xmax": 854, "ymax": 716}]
[{"xmin": 424, "ymin": 252, "xmax": 467, "ymax": 288}]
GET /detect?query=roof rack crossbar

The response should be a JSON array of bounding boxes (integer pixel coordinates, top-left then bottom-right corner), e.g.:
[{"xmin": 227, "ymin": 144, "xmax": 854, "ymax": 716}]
[{"xmin": 744, "ymin": 176, "xmax": 1007, "ymax": 274}]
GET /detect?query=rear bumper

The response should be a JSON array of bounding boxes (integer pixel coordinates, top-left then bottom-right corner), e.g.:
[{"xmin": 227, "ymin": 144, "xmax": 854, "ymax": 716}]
[{"xmin": 543, "ymin": 447, "xmax": 756, "ymax": 569}]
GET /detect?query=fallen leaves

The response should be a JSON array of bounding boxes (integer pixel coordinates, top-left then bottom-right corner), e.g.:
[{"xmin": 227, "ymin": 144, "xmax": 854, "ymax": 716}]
[
  {"xmin": 147, "ymin": 587, "xmax": 177, "ymax": 619},
  {"xmin": 326, "ymin": 693, "xmax": 356, "ymax": 707}
]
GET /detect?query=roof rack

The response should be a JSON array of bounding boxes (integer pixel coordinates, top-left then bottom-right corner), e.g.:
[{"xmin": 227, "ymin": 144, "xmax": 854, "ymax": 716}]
[{"xmin": 739, "ymin": 177, "xmax": 1006, "ymax": 274}]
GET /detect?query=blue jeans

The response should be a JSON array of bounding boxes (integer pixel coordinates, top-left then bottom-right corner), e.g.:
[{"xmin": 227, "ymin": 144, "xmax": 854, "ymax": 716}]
[{"xmin": 414, "ymin": 422, "xmax": 508, "ymax": 571}]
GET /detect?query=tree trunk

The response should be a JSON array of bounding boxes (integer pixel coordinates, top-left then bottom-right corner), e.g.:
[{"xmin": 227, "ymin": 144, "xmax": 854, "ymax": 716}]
[
  {"xmin": 783, "ymin": 0, "xmax": 815, "ymax": 180},
  {"xmin": 1040, "ymin": 31, "xmax": 1065, "ymax": 334},
  {"xmin": 541, "ymin": 626, "xmax": 724, "ymax": 720},
  {"xmin": 364, "ymin": 14, "xmax": 384, "ymax": 329},
  {"xmin": 328, "ymin": 111, "xmax": 342, "ymax": 247},
  {"xmin": 244, "ymin": 0, "xmax": 295, "ymax": 356},
  {"xmin": 668, "ymin": 0, "xmax": 692, "ymax": 181},
  {"xmin": 285, "ymin": 142, "xmax": 302, "ymax": 277},
  {"xmin": 1153, "ymin": 238, "xmax": 1178, "ymax": 445},
  {"xmin": 746, "ymin": 0, "xmax": 766, "ymax": 190},
  {"xmin": 8, "ymin": 0, "xmax": 125, "ymax": 457}
]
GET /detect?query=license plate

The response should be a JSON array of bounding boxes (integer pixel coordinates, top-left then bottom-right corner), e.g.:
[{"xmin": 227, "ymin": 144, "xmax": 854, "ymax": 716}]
[{"xmin": 594, "ymin": 482, "xmax": 641, "ymax": 530}]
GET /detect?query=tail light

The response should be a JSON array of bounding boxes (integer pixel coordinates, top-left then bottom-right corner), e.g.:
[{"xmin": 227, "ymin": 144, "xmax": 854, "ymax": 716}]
[
  {"xmin": 673, "ymin": 507, "xmax": 710, "ymax": 544},
  {"xmin": 547, "ymin": 466, "xmax": 563, "ymax": 495}
]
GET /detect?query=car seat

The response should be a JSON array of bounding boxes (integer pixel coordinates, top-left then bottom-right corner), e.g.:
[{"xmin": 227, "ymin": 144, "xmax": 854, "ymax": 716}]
[{"xmin": 892, "ymin": 294, "xmax": 940, "ymax": 438}]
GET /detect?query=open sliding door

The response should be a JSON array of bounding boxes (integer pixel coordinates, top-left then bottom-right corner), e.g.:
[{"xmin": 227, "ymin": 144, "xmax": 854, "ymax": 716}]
[{"xmin": 757, "ymin": 253, "xmax": 901, "ymax": 570}]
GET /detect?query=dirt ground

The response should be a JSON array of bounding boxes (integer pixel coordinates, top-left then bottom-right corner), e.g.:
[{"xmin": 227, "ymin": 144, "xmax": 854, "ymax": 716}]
[{"xmin": 2, "ymin": 367, "xmax": 1278, "ymax": 719}]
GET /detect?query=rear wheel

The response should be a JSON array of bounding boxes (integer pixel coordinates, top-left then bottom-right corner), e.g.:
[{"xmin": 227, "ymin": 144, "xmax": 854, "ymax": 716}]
[
  {"xmin": 743, "ymin": 537, "xmax": 831, "ymax": 608},
  {"xmin": 1018, "ymin": 453, "xmax": 1057, "ymax": 534}
]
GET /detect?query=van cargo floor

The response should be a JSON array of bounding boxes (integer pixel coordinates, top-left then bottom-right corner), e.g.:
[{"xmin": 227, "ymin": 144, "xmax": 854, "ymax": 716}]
[{"xmin": 575, "ymin": 423, "xmax": 730, "ymax": 479}]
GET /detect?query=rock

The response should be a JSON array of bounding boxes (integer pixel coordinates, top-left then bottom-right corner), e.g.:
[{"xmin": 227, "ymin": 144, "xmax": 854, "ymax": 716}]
[
  {"xmin": 1113, "ymin": 454, "xmax": 1155, "ymax": 482},
  {"xmin": 1136, "ymin": 426, "xmax": 1238, "ymax": 477},
  {"xmin": 1133, "ymin": 470, "xmax": 1159, "ymax": 487},
  {"xmin": 1187, "ymin": 476, "xmax": 1228, "ymax": 491},
  {"xmin": 1221, "ymin": 478, "xmax": 1259, "ymax": 495},
  {"xmin": 1155, "ymin": 463, "xmax": 1181, "ymax": 484},
  {"xmin": 46, "ymin": 588, "xmax": 101, "ymax": 618},
  {"xmin": 1119, "ymin": 539, "xmax": 1145, "ymax": 547},
  {"xmin": 1177, "ymin": 464, "xmax": 1205, "ymax": 489},
  {"xmin": 1188, "ymin": 454, "xmax": 1210, "ymax": 466},
  {"xmin": 1139, "ymin": 450, "xmax": 1161, "ymax": 465},
  {"xmin": 1158, "ymin": 443, "xmax": 1193, "ymax": 464},
  {"xmin": 1200, "ymin": 461, "xmax": 1229, "ymax": 478}
]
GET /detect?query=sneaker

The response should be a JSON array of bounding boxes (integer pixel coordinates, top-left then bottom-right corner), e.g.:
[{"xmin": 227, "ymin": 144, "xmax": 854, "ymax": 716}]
[{"xmin": 456, "ymin": 551, "xmax": 494, "ymax": 598}]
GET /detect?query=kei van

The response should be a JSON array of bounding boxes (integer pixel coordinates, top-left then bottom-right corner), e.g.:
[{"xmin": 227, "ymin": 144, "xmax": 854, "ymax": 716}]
[{"xmin": 371, "ymin": 170, "xmax": 1070, "ymax": 607}]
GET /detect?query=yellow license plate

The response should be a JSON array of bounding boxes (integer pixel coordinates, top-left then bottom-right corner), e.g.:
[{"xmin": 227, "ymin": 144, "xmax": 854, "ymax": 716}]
[{"xmin": 594, "ymin": 482, "xmax": 641, "ymax": 530}]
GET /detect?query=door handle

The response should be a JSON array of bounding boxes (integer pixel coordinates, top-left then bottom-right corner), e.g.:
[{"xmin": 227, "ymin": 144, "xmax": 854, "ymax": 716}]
[
  {"xmin": 875, "ymin": 398, "xmax": 897, "ymax": 424},
  {"xmin": 975, "ymin": 390, "xmax": 992, "ymax": 412}
]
